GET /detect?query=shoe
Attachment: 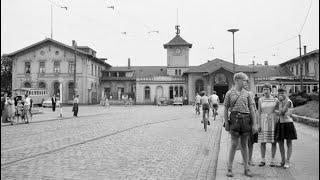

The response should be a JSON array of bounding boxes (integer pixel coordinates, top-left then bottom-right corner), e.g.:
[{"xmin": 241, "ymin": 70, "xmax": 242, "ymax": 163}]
[
  {"xmin": 208, "ymin": 121, "xmax": 210, "ymax": 125},
  {"xmin": 270, "ymin": 162, "xmax": 275, "ymax": 167},
  {"xmin": 226, "ymin": 169, "xmax": 234, "ymax": 177},
  {"xmin": 249, "ymin": 161, "xmax": 255, "ymax": 166},
  {"xmin": 284, "ymin": 163, "xmax": 291, "ymax": 169},
  {"xmin": 258, "ymin": 161, "xmax": 266, "ymax": 167},
  {"xmin": 276, "ymin": 162, "xmax": 285, "ymax": 167},
  {"xmin": 244, "ymin": 169, "xmax": 252, "ymax": 177},
  {"xmin": 201, "ymin": 120, "xmax": 203, "ymax": 123}
]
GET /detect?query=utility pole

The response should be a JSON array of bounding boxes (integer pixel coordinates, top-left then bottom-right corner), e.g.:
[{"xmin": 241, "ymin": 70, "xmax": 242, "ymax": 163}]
[
  {"xmin": 73, "ymin": 40, "xmax": 77, "ymax": 97},
  {"xmin": 227, "ymin": 29, "xmax": 239, "ymax": 74},
  {"xmin": 51, "ymin": 4, "xmax": 53, "ymax": 39},
  {"xmin": 299, "ymin": 35, "xmax": 303, "ymax": 92}
]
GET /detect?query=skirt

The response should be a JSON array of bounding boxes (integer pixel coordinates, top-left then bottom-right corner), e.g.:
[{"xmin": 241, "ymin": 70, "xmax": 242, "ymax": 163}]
[
  {"xmin": 275, "ymin": 122, "xmax": 297, "ymax": 140},
  {"xmin": 258, "ymin": 113, "xmax": 277, "ymax": 143}
]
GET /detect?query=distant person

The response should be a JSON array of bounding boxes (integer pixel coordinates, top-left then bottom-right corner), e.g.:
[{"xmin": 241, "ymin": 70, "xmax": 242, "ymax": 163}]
[
  {"xmin": 24, "ymin": 94, "xmax": 31, "ymax": 123},
  {"xmin": 200, "ymin": 91, "xmax": 210, "ymax": 125},
  {"xmin": 254, "ymin": 94, "xmax": 259, "ymax": 110},
  {"xmin": 52, "ymin": 95, "xmax": 57, "ymax": 112},
  {"xmin": 7, "ymin": 95, "xmax": 16, "ymax": 125},
  {"xmin": 105, "ymin": 97, "xmax": 110, "ymax": 108},
  {"xmin": 209, "ymin": 91, "xmax": 219, "ymax": 119},
  {"xmin": 275, "ymin": 88, "xmax": 297, "ymax": 169},
  {"xmin": 1, "ymin": 93, "xmax": 9, "ymax": 123},
  {"xmin": 194, "ymin": 93, "xmax": 201, "ymax": 114},
  {"xmin": 73, "ymin": 95, "xmax": 79, "ymax": 117}
]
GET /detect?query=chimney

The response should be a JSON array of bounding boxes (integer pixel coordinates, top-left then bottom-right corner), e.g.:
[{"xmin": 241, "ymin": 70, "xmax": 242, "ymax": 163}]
[
  {"xmin": 264, "ymin": 61, "xmax": 268, "ymax": 66},
  {"xmin": 128, "ymin": 58, "xmax": 131, "ymax": 69},
  {"xmin": 304, "ymin": 46, "xmax": 307, "ymax": 55},
  {"xmin": 252, "ymin": 60, "xmax": 255, "ymax": 65},
  {"xmin": 72, "ymin": 40, "xmax": 77, "ymax": 47}
]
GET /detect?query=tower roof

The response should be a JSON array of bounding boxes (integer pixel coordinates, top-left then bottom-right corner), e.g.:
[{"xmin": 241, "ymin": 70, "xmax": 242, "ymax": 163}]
[{"xmin": 163, "ymin": 35, "xmax": 192, "ymax": 49}]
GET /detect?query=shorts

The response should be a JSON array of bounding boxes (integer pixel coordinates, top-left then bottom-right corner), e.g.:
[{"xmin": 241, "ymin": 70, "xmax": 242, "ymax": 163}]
[
  {"xmin": 202, "ymin": 103, "xmax": 209, "ymax": 111},
  {"xmin": 229, "ymin": 111, "xmax": 252, "ymax": 136},
  {"xmin": 211, "ymin": 103, "xmax": 219, "ymax": 110}
]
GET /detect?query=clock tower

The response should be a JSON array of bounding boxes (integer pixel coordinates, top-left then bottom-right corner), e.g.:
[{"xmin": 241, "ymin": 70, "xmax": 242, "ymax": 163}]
[{"xmin": 163, "ymin": 25, "xmax": 192, "ymax": 76}]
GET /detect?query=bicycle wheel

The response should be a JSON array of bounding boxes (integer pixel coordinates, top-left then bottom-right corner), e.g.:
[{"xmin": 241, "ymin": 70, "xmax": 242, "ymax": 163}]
[{"xmin": 203, "ymin": 111, "xmax": 207, "ymax": 131}]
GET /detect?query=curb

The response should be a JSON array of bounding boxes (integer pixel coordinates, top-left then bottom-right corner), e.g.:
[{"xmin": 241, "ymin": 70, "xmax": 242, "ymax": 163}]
[{"xmin": 291, "ymin": 114, "xmax": 319, "ymax": 127}]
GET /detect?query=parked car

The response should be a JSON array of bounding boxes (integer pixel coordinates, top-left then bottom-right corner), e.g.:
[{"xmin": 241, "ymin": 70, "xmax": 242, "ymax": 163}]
[
  {"xmin": 173, "ymin": 97, "xmax": 183, "ymax": 106},
  {"xmin": 157, "ymin": 97, "xmax": 168, "ymax": 106},
  {"xmin": 42, "ymin": 98, "xmax": 60, "ymax": 108}
]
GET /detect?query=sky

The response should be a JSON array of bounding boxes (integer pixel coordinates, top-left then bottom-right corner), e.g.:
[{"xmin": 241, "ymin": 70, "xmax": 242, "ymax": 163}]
[{"xmin": 1, "ymin": 0, "xmax": 319, "ymax": 67}]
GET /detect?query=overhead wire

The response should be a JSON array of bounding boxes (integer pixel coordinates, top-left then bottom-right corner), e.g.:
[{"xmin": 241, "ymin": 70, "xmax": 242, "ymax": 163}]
[{"xmin": 298, "ymin": 0, "xmax": 313, "ymax": 35}]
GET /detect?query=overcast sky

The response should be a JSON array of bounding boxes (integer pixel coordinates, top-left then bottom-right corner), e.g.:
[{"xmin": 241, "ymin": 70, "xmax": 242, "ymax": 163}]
[{"xmin": 1, "ymin": 0, "xmax": 319, "ymax": 67}]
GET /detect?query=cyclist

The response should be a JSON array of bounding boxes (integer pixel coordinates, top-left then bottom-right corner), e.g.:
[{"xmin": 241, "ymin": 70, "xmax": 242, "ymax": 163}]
[
  {"xmin": 194, "ymin": 93, "xmax": 201, "ymax": 115},
  {"xmin": 209, "ymin": 91, "xmax": 220, "ymax": 120},
  {"xmin": 200, "ymin": 91, "xmax": 210, "ymax": 125}
]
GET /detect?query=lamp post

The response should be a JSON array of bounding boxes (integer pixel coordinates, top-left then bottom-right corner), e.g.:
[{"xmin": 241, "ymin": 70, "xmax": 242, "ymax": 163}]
[
  {"xmin": 58, "ymin": 77, "xmax": 63, "ymax": 118},
  {"xmin": 227, "ymin": 29, "xmax": 239, "ymax": 74},
  {"xmin": 73, "ymin": 40, "xmax": 77, "ymax": 98}
]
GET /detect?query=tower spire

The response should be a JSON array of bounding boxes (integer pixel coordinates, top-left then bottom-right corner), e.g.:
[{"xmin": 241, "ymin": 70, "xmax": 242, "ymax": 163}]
[{"xmin": 175, "ymin": 8, "xmax": 180, "ymax": 35}]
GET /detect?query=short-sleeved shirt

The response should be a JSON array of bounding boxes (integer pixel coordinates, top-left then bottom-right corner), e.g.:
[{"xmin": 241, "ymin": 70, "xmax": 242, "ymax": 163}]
[
  {"xmin": 210, "ymin": 94, "xmax": 219, "ymax": 104},
  {"xmin": 224, "ymin": 88, "xmax": 254, "ymax": 113},
  {"xmin": 24, "ymin": 97, "xmax": 31, "ymax": 106},
  {"xmin": 200, "ymin": 96, "xmax": 209, "ymax": 104},
  {"xmin": 195, "ymin": 95, "xmax": 201, "ymax": 103}
]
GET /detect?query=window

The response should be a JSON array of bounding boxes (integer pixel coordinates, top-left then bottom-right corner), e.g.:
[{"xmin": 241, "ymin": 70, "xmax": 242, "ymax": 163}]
[
  {"xmin": 68, "ymin": 82, "xmax": 74, "ymax": 100},
  {"xmin": 195, "ymin": 80, "xmax": 204, "ymax": 94},
  {"xmin": 179, "ymin": 69, "xmax": 181, "ymax": 75},
  {"xmin": 54, "ymin": 62, "xmax": 60, "ymax": 73},
  {"xmin": 145, "ymin": 86, "xmax": 150, "ymax": 99},
  {"xmin": 119, "ymin": 72, "xmax": 125, "ymax": 77},
  {"xmin": 112, "ymin": 72, "xmax": 117, "ymax": 77},
  {"xmin": 179, "ymin": 86, "xmax": 184, "ymax": 97},
  {"xmin": 25, "ymin": 62, "xmax": 31, "ymax": 73},
  {"xmin": 175, "ymin": 69, "xmax": 178, "ymax": 75},
  {"xmin": 24, "ymin": 82, "xmax": 31, "ymax": 88},
  {"xmin": 169, "ymin": 86, "xmax": 174, "ymax": 99},
  {"xmin": 95, "ymin": 65, "xmax": 97, "ymax": 76},
  {"xmin": 305, "ymin": 62, "xmax": 309, "ymax": 75},
  {"xmin": 174, "ymin": 86, "xmax": 179, "ymax": 97},
  {"xmin": 39, "ymin": 82, "xmax": 46, "ymax": 88},
  {"xmin": 296, "ymin": 65, "xmax": 299, "ymax": 75},
  {"xmin": 54, "ymin": 82, "xmax": 60, "ymax": 96},
  {"xmin": 39, "ymin": 62, "xmax": 46, "ymax": 73},
  {"xmin": 68, "ymin": 61, "xmax": 75, "ymax": 73},
  {"xmin": 104, "ymin": 87, "xmax": 111, "ymax": 99},
  {"xmin": 92, "ymin": 64, "xmax": 94, "ymax": 75}
]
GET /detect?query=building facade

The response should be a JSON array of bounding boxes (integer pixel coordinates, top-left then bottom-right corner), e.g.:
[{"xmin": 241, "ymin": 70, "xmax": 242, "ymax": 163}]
[{"xmin": 7, "ymin": 38, "xmax": 110, "ymax": 104}]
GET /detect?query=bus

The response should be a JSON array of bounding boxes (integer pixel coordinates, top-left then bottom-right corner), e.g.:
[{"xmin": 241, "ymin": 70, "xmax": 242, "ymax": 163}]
[{"xmin": 12, "ymin": 88, "xmax": 50, "ymax": 106}]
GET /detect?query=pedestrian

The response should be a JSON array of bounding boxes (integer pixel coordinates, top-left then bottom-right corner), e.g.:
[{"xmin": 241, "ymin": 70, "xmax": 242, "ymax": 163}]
[
  {"xmin": 24, "ymin": 94, "xmax": 31, "ymax": 123},
  {"xmin": 275, "ymin": 88, "xmax": 297, "ymax": 169},
  {"xmin": 7, "ymin": 95, "xmax": 16, "ymax": 125},
  {"xmin": 73, "ymin": 95, "xmax": 79, "ymax": 117},
  {"xmin": 209, "ymin": 91, "xmax": 219, "ymax": 120},
  {"xmin": 129, "ymin": 97, "xmax": 133, "ymax": 106},
  {"xmin": 15, "ymin": 100, "xmax": 23, "ymax": 123},
  {"xmin": 244, "ymin": 84, "xmax": 258, "ymax": 166},
  {"xmin": 257, "ymin": 83, "xmax": 278, "ymax": 167},
  {"xmin": 52, "ymin": 95, "xmax": 57, "ymax": 112},
  {"xmin": 1, "ymin": 93, "xmax": 9, "ymax": 123},
  {"xmin": 200, "ymin": 91, "xmax": 210, "ymax": 125},
  {"xmin": 224, "ymin": 72, "xmax": 257, "ymax": 177}
]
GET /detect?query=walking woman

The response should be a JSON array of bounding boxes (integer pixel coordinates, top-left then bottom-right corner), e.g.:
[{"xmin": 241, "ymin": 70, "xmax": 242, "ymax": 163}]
[
  {"xmin": 7, "ymin": 95, "xmax": 16, "ymax": 125},
  {"xmin": 52, "ymin": 95, "xmax": 57, "ymax": 112},
  {"xmin": 257, "ymin": 83, "xmax": 279, "ymax": 167},
  {"xmin": 275, "ymin": 88, "xmax": 297, "ymax": 169},
  {"xmin": 73, "ymin": 95, "xmax": 79, "ymax": 117}
]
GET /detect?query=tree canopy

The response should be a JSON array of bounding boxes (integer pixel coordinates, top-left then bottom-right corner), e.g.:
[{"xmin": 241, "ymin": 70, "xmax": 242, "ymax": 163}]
[{"xmin": 1, "ymin": 54, "xmax": 12, "ymax": 94}]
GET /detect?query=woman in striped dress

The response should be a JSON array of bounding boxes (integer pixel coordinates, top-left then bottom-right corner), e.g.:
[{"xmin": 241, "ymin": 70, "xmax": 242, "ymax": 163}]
[{"xmin": 257, "ymin": 83, "xmax": 279, "ymax": 167}]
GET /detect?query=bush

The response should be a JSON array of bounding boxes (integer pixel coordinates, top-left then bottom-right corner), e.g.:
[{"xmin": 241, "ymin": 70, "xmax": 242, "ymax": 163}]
[
  {"xmin": 289, "ymin": 92, "xmax": 310, "ymax": 107},
  {"xmin": 309, "ymin": 93, "xmax": 319, "ymax": 101}
]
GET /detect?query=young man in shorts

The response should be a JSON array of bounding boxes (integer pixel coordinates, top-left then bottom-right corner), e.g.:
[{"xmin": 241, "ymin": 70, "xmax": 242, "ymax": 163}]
[
  {"xmin": 200, "ymin": 91, "xmax": 210, "ymax": 125},
  {"xmin": 209, "ymin": 91, "xmax": 220, "ymax": 120},
  {"xmin": 224, "ymin": 72, "xmax": 257, "ymax": 177}
]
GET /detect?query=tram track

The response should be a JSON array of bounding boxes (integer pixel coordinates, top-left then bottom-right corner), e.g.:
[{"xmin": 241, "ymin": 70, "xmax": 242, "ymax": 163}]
[{"xmin": 1, "ymin": 116, "xmax": 186, "ymax": 167}]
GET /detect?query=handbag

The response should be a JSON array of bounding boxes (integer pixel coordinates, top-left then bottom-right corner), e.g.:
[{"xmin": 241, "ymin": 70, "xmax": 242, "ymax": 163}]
[{"xmin": 223, "ymin": 93, "xmax": 241, "ymax": 127}]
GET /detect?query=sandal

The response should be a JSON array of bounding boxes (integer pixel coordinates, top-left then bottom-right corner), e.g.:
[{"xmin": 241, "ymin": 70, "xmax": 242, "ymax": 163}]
[
  {"xmin": 258, "ymin": 162, "xmax": 266, "ymax": 167},
  {"xmin": 284, "ymin": 163, "xmax": 291, "ymax": 169},
  {"xmin": 276, "ymin": 162, "xmax": 285, "ymax": 167},
  {"xmin": 249, "ymin": 161, "xmax": 255, "ymax": 166},
  {"xmin": 270, "ymin": 162, "xmax": 275, "ymax": 167}
]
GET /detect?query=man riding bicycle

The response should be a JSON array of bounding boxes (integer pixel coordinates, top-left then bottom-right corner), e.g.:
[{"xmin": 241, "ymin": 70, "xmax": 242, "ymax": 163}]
[
  {"xmin": 194, "ymin": 93, "xmax": 201, "ymax": 115},
  {"xmin": 200, "ymin": 91, "xmax": 210, "ymax": 125},
  {"xmin": 209, "ymin": 91, "xmax": 220, "ymax": 120}
]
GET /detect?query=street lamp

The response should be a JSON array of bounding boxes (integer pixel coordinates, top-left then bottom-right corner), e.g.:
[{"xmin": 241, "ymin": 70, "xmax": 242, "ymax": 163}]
[{"xmin": 227, "ymin": 29, "xmax": 239, "ymax": 74}]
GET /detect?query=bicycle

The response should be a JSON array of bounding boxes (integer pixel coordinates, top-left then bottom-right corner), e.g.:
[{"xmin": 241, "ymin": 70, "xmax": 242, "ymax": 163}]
[
  {"xmin": 195, "ymin": 103, "xmax": 200, "ymax": 115},
  {"xmin": 202, "ymin": 109, "xmax": 210, "ymax": 131},
  {"xmin": 211, "ymin": 103, "xmax": 219, "ymax": 121}
]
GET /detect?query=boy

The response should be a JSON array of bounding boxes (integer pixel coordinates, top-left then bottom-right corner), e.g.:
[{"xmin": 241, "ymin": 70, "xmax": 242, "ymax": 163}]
[{"xmin": 200, "ymin": 91, "xmax": 210, "ymax": 125}]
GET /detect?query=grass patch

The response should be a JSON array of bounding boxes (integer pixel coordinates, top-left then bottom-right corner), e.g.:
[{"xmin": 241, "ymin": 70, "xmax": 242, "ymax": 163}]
[{"xmin": 292, "ymin": 100, "xmax": 319, "ymax": 119}]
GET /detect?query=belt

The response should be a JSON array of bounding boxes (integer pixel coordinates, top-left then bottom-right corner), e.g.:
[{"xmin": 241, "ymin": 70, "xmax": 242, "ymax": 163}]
[{"xmin": 231, "ymin": 111, "xmax": 249, "ymax": 115}]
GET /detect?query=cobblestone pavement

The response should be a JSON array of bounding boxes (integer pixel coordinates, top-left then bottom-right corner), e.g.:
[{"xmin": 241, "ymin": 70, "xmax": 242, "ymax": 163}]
[
  {"xmin": 1, "ymin": 105, "xmax": 223, "ymax": 180},
  {"xmin": 216, "ymin": 114, "xmax": 319, "ymax": 180}
]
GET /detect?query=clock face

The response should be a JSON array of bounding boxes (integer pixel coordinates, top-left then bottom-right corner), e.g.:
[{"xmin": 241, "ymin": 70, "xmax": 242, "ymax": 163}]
[
  {"xmin": 215, "ymin": 74, "xmax": 226, "ymax": 84},
  {"xmin": 175, "ymin": 48, "xmax": 181, "ymax": 54}
]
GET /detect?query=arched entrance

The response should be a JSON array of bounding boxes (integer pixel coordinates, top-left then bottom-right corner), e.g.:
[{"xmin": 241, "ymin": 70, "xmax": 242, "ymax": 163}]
[
  {"xmin": 213, "ymin": 73, "xmax": 228, "ymax": 103},
  {"xmin": 156, "ymin": 86, "xmax": 164, "ymax": 98}
]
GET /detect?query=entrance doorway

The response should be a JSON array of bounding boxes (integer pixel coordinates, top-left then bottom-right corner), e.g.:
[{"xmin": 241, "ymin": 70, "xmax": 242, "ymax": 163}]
[{"xmin": 214, "ymin": 85, "xmax": 229, "ymax": 103}]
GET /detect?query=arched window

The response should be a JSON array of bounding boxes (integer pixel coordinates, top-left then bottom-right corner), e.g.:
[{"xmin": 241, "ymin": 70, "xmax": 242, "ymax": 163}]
[
  {"xmin": 24, "ymin": 82, "xmax": 31, "ymax": 88},
  {"xmin": 169, "ymin": 86, "xmax": 174, "ymax": 99},
  {"xmin": 175, "ymin": 69, "xmax": 178, "ymax": 75},
  {"xmin": 68, "ymin": 82, "xmax": 74, "ymax": 100},
  {"xmin": 174, "ymin": 86, "xmax": 179, "ymax": 97},
  {"xmin": 179, "ymin": 86, "xmax": 184, "ymax": 97},
  {"xmin": 53, "ymin": 82, "xmax": 60, "ymax": 96},
  {"xmin": 195, "ymin": 79, "xmax": 204, "ymax": 94},
  {"xmin": 39, "ymin": 82, "xmax": 46, "ymax": 89},
  {"xmin": 145, "ymin": 86, "xmax": 150, "ymax": 99}
]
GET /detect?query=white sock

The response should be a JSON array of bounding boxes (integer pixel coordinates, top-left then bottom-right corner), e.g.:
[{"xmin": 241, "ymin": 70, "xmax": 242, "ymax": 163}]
[{"xmin": 261, "ymin": 158, "xmax": 266, "ymax": 162}]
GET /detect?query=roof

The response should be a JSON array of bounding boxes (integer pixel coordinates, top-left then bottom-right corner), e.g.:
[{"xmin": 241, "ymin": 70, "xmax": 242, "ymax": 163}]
[
  {"xmin": 279, "ymin": 49, "xmax": 319, "ymax": 66},
  {"xmin": 184, "ymin": 58, "xmax": 257, "ymax": 74},
  {"xmin": 6, "ymin": 38, "xmax": 110, "ymax": 67},
  {"xmin": 103, "ymin": 66, "xmax": 168, "ymax": 78},
  {"xmin": 250, "ymin": 65, "xmax": 295, "ymax": 77},
  {"xmin": 163, "ymin": 35, "xmax": 192, "ymax": 48}
]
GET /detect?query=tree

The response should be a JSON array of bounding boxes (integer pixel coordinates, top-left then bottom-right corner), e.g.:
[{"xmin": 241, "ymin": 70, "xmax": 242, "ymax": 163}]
[{"xmin": 1, "ymin": 54, "xmax": 12, "ymax": 93}]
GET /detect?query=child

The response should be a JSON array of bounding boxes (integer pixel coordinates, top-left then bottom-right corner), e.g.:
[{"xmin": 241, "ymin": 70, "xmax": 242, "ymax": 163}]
[
  {"xmin": 275, "ymin": 88, "xmax": 297, "ymax": 169},
  {"xmin": 15, "ymin": 100, "xmax": 24, "ymax": 124},
  {"xmin": 200, "ymin": 91, "xmax": 210, "ymax": 125},
  {"xmin": 105, "ymin": 97, "xmax": 110, "ymax": 108}
]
